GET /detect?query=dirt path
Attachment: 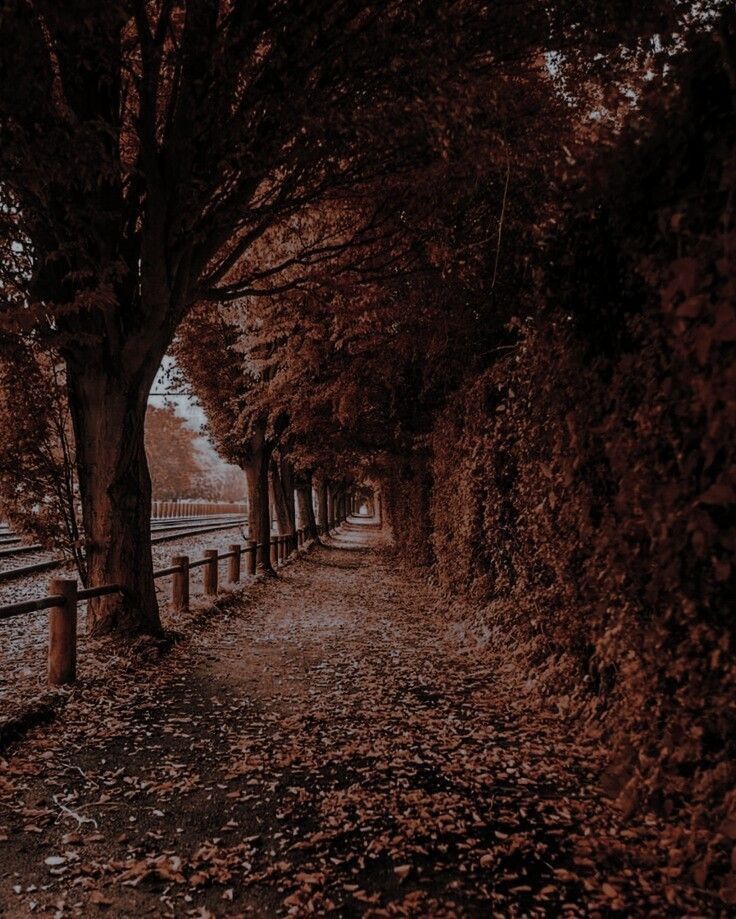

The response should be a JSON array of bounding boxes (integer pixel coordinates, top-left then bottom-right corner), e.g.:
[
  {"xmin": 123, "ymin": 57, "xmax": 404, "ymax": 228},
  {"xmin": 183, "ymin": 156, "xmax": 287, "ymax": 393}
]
[{"xmin": 0, "ymin": 522, "xmax": 718, "ymax": 916}]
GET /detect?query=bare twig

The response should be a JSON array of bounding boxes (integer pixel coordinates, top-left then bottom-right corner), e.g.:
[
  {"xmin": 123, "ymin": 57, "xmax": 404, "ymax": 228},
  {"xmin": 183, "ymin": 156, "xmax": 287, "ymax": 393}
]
[
  {"xmin": 52, "ymin": 794, "xmax": 98, "ymax": 830},
  {"xmin": 491, "ymin": 155, "xmax": 512, "ymax": 292}
]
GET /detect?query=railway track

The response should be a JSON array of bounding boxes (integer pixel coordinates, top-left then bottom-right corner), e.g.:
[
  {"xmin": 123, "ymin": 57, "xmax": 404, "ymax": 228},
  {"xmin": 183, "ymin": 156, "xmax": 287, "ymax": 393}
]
[{"xmin": 0, "ymin": 515, "xmax": 249, "ymax": 584}]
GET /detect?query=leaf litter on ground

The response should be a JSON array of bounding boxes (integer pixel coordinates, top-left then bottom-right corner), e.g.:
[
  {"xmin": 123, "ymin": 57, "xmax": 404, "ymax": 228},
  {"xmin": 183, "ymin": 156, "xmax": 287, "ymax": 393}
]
[{"xmin": 0, "ymin": 524, "xmax": 725, "ymax": 916}]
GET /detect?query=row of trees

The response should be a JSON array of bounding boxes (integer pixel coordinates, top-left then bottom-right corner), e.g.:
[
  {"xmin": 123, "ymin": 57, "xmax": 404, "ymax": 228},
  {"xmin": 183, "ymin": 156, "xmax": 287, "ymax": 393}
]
[
  {"xmin": 0, "ymin": 0, "xmax": 540, "ymax": 633},
  {"xmin": 1, "ymin": 3, "xmax": 733, "ymax": 885},
  {"xmin": 0, "ymin": 0, "xmax": 469, "ymax": 630},
  {"xmin": 0, "ymin": 1, "xmax": 727, "ymax": 637},
  {"xmin": 167, "ymin": 7, "xmax": 734, "ymax": 887}
]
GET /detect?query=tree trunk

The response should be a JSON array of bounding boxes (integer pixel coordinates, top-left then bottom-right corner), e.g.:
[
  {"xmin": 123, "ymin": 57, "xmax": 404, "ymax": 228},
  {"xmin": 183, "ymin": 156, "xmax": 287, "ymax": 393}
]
[
  {"xmin": 243, "ymin": 468, "xmax": 253, "ymax": 537},
  {"xmin": 243, "ymin": 427, "xmax": 275, "ymax": 576},
  {"xmin": 331, "ymin": 490, "xmax": 340, "ymax": 529},
  {"xmin": 280, "ymin": 457, "xmax": 296, "ymax": 532},
  {"xmin": 296, "ymin": 472, "xmax": 319, "ymax": 540},
  {"xmin": 67, "ymin": 364, "xmax": 161, "ymax": 637},
  {"xmin": 316, "ymin": 478, "xmax": 329, "ymax": 534},
  {"xmin": 295, "ymin": 487, "xmax": 306, "ymax": 530},
  {"xmin": 271, "ymin": 458, "xmax": 295, "ymax": 536}
]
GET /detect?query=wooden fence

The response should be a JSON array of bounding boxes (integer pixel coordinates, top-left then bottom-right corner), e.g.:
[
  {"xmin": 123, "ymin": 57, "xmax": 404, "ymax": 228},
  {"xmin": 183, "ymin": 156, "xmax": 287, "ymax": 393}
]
[
  {"xmin": 151, "ymin": 500, "xmax": 248, "ymax": 519},
  {"xmin": 0, "ymin": 523, "xmax": 334, "ymax": 688}
]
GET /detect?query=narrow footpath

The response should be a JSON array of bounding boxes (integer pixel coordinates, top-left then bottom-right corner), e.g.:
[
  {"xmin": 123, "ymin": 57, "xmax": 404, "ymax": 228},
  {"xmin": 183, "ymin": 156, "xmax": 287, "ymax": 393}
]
[{"xmin": 0, "ymin": 522, "xmax": 713, "ymax": 916}]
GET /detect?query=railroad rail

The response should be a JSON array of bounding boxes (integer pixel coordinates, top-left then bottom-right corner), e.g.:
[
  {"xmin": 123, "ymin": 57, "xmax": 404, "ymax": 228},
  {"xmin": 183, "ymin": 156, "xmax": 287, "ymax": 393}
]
[
  {"xmin": 0, "ymin": 516, "xmax": 249, "ymax": 584},
  {"xmin": 0, "ymin": 521, "xmax": 334, "ymax": 687}
]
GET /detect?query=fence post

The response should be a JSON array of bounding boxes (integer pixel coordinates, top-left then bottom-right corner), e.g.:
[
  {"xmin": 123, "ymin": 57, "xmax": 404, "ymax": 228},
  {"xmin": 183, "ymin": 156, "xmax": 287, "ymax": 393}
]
[
  {"xmin": 48, "ymin": 578, "xmax": 77, "ymax": 686},
  {"xmin": 172, "ymin": 555, "xmax": 189, "ymax": 611},
  {"xmin": 228, "ymin": 544, "xmax": 241, "ymax": 583},
  {"xmin": 204, "ymin": 549, "xmax": 218, "ymax": 595},
  {"xmin": 247, "ymin": 540, "xmax": 257, "ymax": 576},
  {"xmin": 270, "ymin": 536, "xmax": 278, "ymax": 567}
]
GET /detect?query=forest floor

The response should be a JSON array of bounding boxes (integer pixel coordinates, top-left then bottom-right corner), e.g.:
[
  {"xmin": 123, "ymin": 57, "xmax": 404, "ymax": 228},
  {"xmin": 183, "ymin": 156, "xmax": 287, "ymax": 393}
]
[{"xmin": 0, "ymin": 521, "xmax": 721, "ymax": 917}]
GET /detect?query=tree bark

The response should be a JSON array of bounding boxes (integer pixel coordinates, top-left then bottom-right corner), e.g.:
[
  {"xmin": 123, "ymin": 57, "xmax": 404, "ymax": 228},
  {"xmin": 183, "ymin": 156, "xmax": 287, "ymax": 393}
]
[
  {"xmin": 316, "ymin": 478, "xmax": 329, "ymax": 534},
  {"xmin": 243, "ymin": 425, "xmax": 275, "ymax": 576},
  {"xmin": 243, "ymin": 466, "xmax": 254, "ymax": 539},
  {"xmin": 331, "ymin": 489, "xmax": 341, "ymax": 529},
  {"xmin": 280, "ymin": 457, "xmax": 296, "ymax": 533},
  {"xmin": 296, "ymin": 471, "xmax": 319, "ymax": 540},
  {"xmin": 67, "ymin": 364, "xmax": 161, "ymax": 637},
  {"xmin": 271, "ymin": 458, "xmax": 295, "ymax": 537}
]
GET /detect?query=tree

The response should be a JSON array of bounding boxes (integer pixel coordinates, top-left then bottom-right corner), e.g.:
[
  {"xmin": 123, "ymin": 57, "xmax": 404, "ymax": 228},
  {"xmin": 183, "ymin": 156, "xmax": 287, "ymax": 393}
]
[
  {"xmin": 145, "ymin": 404, "xmax": 202, "ymax": 501},
  {"xmin": 171, "ymin": 38, "xmax": 570, "ymax": 556},
  {"xmin": 174, "ymin": 304, "xmax": 278, "ymax": 573},
  {"xmin": 0, "ymin": 336, "xmax": 85, "ymax": 579},
  {"xmin": 0, "ymin": 0, "xmax": 518, "ymax": 634},
  {"xmin": 0, "ymin": 0, "xmax": 699, "ymax": 635},
  {"xmin": 295, "ymin": 469, "xmax": 319, "ymax": 539},
  {"xmin": 270, "ymin": 454, "xmax": 295, "ymax": 539}
]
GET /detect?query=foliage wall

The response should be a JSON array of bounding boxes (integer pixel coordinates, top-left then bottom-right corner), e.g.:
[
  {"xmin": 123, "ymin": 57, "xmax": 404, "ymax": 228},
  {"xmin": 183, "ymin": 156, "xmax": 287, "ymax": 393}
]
[
  {"xmin": 387, "ymin": 288, "xmax": 735, "ymax": 897},
  {"xmin": 385, "ymin": 29, "xmax": 736, "ymax": 896},
  {"xmin": 382, "ymin": 453, "xmax": 434, "ymax": 569}
]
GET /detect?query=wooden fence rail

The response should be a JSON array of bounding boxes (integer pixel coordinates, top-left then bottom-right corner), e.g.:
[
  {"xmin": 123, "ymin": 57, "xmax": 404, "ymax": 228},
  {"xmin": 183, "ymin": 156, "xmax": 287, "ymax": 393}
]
[
  {"xmin": 0, "ymin": 518, "xmax": 343, "ymax": 689},
  {"xmin": 151, "ymin": 500, "xmax": 248, "ymax": 519}
]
